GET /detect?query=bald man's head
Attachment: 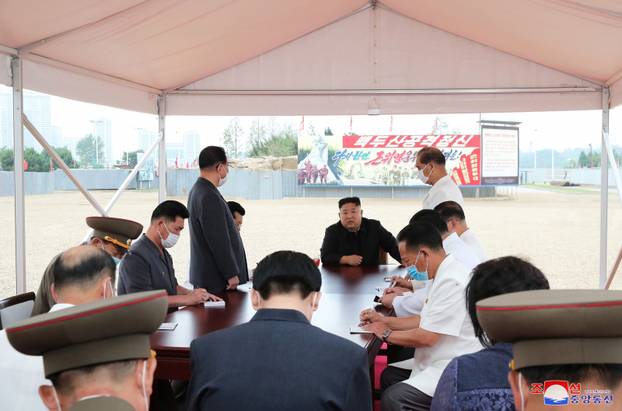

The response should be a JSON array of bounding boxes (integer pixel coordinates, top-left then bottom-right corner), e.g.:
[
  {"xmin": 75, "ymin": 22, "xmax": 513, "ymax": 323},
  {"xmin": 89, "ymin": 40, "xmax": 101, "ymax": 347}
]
[{"xmin": 53, "ymin": 245, "xmax": 116, "ymax": 292}]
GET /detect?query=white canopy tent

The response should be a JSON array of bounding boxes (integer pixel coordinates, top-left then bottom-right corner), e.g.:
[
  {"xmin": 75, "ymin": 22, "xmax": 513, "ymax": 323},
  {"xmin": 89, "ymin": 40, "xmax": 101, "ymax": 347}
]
[{"xmin": 1, "ymin": 0, "xmax": 622, "ymax": 293}]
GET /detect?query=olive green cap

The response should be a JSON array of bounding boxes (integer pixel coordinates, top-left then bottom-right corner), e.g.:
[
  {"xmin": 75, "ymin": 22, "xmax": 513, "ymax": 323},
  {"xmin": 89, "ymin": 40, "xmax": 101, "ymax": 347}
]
[
  {"xmin": 6, "ymin": 290, "xmax": 167, "ymax": 377},
  {"xmin": 86, "ymin": 216, "xmax": 143, "ymax": 250},
  {"xmin": 477, "ymin": 289, "xmax": 622, "ymax": 370}
]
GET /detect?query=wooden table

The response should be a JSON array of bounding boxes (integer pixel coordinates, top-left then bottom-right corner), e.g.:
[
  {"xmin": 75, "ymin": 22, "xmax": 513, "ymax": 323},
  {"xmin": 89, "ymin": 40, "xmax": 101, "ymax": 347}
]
[{"xmin": 150, "ymin": 265, "xmax": 404, "ymax": 380}]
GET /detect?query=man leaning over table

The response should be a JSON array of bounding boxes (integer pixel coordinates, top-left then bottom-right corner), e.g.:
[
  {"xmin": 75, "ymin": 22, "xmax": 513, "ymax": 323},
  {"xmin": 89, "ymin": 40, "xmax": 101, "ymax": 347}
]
[{"xmin": 360, "ymin": 222, "xmax": 481, "ymax": 411}]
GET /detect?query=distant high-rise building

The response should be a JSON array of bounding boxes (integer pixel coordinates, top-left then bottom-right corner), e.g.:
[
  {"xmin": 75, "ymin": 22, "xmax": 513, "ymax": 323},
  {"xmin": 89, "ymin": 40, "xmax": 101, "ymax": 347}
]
[
  {"xmin": 0, "ymin": 90, "xmax": 53, "ymax": 150},
  {"xmin": 166, "ymin": 142, "xmax": 184, "ymax": 167},
  {"xmin": 91, "ymin": 118, "xmax": 112, "ymax": 167},
  {"xmin": 0, "ymin": 92, "xmax": 11, "ymax": 148},
  {"xmin": 182, "ymin": 130, "xmax": 200, "ymax": 165},
  {"xmin": 137, "ymin": 128, "xmax": 157, "ymax": 151}
]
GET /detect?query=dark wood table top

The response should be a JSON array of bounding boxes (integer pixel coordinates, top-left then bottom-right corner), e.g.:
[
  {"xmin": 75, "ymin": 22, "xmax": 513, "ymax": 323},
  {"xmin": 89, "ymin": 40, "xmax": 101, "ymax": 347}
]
[{"xmin": 150, "ymin": 265, "xmax": 402, "ymax": 378}]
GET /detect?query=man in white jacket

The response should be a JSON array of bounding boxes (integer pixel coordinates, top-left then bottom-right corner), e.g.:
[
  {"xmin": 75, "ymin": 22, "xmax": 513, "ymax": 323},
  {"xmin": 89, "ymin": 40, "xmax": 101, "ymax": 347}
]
[{"xmin": 416, "ymin": 147, "xmax": 464, "ymax": 210}]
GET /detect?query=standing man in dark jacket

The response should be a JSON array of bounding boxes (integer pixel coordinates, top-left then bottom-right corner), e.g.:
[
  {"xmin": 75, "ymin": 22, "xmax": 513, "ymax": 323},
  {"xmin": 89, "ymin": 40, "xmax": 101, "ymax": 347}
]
[
  {"xmin": 186, "ymin": 251, "xmax": 372, "ymax": 411},
  {"xmin": 321, "ymin": 197, "xmax": 401, "ymax": 266},
  {"xmin": 187, "ymin": 146, "xmax": 248, "ymax": 293}
]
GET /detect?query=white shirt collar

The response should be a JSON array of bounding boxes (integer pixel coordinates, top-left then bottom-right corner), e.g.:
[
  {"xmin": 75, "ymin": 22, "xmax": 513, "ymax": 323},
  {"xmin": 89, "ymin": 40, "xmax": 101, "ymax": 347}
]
[{"xmin": 49, "ymin": 303, "xmax": 74, "ymax": 312}]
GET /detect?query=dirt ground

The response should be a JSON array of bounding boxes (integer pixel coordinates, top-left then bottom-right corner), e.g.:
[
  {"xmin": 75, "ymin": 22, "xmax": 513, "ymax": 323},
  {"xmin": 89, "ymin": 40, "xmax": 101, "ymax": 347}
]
[{"xmin": 2, "ymin": 185, "xmax": 622, "ymax": 299}]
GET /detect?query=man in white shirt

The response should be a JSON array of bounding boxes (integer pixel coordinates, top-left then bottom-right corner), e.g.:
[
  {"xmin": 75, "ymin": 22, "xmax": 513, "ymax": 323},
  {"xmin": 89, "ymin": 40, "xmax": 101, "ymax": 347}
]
[
  {"xmin": 0, "ymin": 245, "xmax": 116, "ymax": 411},
  {"xmin": 381, "ymin": 209, "xmax": 480, "ymax": 316},
  {"xmin": 416, "ymin": 147, "xmax": 465, "ymax": 210},
  {"xmin": 434, "ymin": 200, "xmax": 487, "ymax": 261},
  {"xmin": 361, "ymin": 222, "xmax": 482, "ymax": 410}
]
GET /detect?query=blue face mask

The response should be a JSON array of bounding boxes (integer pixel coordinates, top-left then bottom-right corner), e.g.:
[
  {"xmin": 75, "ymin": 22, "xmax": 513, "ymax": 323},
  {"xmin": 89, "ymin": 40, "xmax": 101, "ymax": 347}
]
[
  {"xmin": 406, "ymin": 251, "xmax": 428, "ymax": 281},
  {"xmin": 112, "ymin": 256, "xmax": 121, "ymax": 267}
]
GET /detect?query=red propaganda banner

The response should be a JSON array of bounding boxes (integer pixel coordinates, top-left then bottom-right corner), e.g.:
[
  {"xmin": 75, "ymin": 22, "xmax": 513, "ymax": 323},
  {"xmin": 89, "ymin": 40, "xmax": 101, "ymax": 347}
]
[
  {"xmin": 297, "ymin": 133, "xmax": 482, "ymax": 186},
  {"xmin": 343, "ymin": 134, "xmax": 479, "ymax": 149}
]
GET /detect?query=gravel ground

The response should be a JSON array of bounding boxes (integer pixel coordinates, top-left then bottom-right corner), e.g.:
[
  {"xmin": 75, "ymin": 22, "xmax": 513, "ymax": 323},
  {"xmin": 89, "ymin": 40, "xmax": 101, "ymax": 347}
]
[{"xmin": 1, "ymin": 185, "xmax": 622, "ymax": 298}]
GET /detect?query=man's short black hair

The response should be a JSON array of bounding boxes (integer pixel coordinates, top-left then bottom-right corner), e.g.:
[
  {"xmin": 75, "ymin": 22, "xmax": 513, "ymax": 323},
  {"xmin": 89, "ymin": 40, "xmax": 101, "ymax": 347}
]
[
  {"xmin": 151, "ymin": 200, "xmax": 189, "ymax": 223},
  {"xmin": 53, "ymin": 246, "xmax": 116, "ymax": 290},
  {"xmin": 466, "ymin": 256, "xmax": 549, "ymax": 347},
  {"xmin": 338, "ymin": 197, "xmax": 361, "ymax": 209},
  {"xmin": 521, "ymin": 364, "xmax": 622, "ymax": 391},
  {"xmin": 396, "ymin": 222, "xmax": 444, "ymax": 251},
  {"xmin": 434, "ymin": 201, "xmax": 466, "ymax": 222},
  {"xmin": 416, "ymin": 147, "xmax": 446, "ymax": 165},
  {"xmin": 198, "ymin": 146, "xmax": 227, "ymax": 169},
  {"xmin": 253, "ymin": 251, "xmax": 321, "ymax": 300},
  {"xmin": 409, "ymin": 209, "xmax": 448, "ymax": 235},
  {"xmin": 227, "ymin": 201, "xmax": 245, "ymax": 217}
]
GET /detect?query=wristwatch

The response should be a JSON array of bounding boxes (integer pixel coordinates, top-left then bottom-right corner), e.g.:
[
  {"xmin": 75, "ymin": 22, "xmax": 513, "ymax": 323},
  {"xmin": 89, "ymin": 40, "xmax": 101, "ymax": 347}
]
[{"xmin": 382, "ymin": 329, "xmax": 392, "ymax": 342}]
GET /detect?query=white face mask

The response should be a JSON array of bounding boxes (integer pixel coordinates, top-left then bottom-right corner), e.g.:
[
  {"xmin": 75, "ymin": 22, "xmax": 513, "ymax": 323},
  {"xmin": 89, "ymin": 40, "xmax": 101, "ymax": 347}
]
[
  {"xmin": 141, "ymin": 360, "xmax": 148, "ymax": 411},
  {"xmin": 518, "ymin": 372, "xmax": 525, "ymax": 411},
  {"xmin": 159, "ymin": 223, "xmax": 179, "ymax": 248},
  {"xmin": 417, "ymin": 163, "xmax": 431, "ymax": 184},
  {"xmin": 217, "ymin": 164, "xmax": 228, "ymax": 187},
  {"xmin": 52, "ymin": 386, "xmax": 62, "ymax": 411},
  {"xmin": 103, "ymin": 279, "xmax": 115, "ymax": 299}
]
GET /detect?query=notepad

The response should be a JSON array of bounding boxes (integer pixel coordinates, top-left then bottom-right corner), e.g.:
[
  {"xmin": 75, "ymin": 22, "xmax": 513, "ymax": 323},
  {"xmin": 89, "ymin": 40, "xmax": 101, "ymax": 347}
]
[
  {"xmin": 158, "ymin": 322, "xmax": 178, "ymax": 331},
  {"xmin": 349, "ymin": 326, "xmax": 374, "ymax": 335},
  {"xmin": 236, "ymin": 283, "xmax": 253, "ymax": 293},
  {"xmin": 204, "ymin": 300, "xmax": 226, "ymax": 308}
]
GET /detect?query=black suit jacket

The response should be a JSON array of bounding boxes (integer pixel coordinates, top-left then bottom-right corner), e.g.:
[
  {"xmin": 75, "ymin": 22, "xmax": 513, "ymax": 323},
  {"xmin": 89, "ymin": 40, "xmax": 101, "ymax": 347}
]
[
  {"xmin": 187, "ymin": 177, "xmax": 249, "ymax": 293},
  {"xmin": 321, "ymin": 217, "xmax": 401, "ymax": 265},
  {"xmin": 186, "ymin": 309, "xmax": 372, "ymax": 411}
]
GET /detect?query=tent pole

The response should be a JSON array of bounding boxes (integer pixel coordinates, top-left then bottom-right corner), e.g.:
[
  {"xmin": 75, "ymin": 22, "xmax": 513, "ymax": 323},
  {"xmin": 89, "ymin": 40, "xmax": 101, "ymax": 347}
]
[
  {"xmin": 158, "ymin": 94, "xmax": 167, "ymax": 203},
  {"xmin": 82, "ymin": 136, "xmax": 163, "ymax": 243},
  {"xmin": 11, "ymin": 56, "xmax": 26, "ymax": 294},
  {"xmin": 23, "ymin": 115, "xmax": 107, "ymax": 216},
  {"xmin": 600, "ymin": 87, "xmax": 610, "ymax": 289}
]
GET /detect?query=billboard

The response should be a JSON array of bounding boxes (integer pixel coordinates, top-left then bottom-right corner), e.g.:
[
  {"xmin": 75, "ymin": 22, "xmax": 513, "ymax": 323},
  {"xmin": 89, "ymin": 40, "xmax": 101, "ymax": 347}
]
[
  {"xmin": 297, "ymin": 133, "xmax": 481, "ymax": 186},
  {"xmin": 480, "ymin": 126, "xmax": 519, "ymax": 185}
]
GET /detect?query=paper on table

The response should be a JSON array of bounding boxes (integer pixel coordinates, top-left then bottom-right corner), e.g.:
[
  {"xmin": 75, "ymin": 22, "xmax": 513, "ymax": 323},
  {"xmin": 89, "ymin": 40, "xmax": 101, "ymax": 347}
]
[
  {"xmin": 158, "ymin": 322, "xmax": 178, "ymax": 331},
  {"xmin": 349, "ymin": 325, "xmax": 374, "ymax": 335},
  {"xmin": 204, "ymin": 300, "xmax": 226, "ymax": 308}
]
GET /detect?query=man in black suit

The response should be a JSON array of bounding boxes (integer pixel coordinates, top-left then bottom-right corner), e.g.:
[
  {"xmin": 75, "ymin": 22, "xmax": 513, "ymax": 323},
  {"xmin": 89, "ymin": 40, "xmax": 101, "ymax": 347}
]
[
  {"xmin": 186, "ymin": 251, "xmax": 372, "ymax": 411},
  {"xmin": 321, "ymin": 197, "xmax": 401, "ymax": 266},
  {"xmin": 187, "ymin": 146, "xmax": 249, "ymax": 293}
]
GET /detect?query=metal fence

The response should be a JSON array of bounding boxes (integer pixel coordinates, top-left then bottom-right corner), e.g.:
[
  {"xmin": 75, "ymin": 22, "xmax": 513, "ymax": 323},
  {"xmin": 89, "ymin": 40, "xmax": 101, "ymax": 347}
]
[{"xmin": 1, "ymin": 168, "xmax": 498, "ymax": 199}]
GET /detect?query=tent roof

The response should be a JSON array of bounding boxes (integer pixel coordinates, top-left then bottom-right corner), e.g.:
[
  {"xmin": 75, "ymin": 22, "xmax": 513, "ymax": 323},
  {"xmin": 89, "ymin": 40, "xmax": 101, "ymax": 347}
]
[{"xmin": 1, "ymin": 0, "xmax": 621, "ymax": 114}]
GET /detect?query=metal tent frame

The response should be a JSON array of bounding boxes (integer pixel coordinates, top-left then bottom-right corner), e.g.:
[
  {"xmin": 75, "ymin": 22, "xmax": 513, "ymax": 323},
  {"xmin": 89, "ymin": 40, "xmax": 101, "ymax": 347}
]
[{"xmin": 3, "ymin": 1, "xmax": 621, "ymax": 293}]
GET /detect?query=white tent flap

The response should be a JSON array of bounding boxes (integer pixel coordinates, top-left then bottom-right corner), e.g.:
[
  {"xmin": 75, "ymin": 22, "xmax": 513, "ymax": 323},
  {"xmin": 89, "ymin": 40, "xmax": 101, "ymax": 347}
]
[
  {"xmin": 172, "ymin": 7, "xmax": 601, "ymax": 115},
  {"xmin": 22, "ymin": 58, "xmax": 157, "ymax": 114}
]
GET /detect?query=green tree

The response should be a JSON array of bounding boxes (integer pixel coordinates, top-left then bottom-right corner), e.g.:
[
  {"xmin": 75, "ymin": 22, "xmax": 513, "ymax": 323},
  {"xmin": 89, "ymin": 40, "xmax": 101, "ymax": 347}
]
[
  {"xmin": 223, "ymin": 117, "xmax": 243, "ymax": 158},
  {"xmin": 24, "ymin": 148, "xmax": 49, "ymax": 171},
  {"xmin": 248, "ymin": 118, "xmax": 268, "ymax": 155},
  {"xmin": 249, "ymin": 125, "xmax": 298, "ymax": 157},
  {"xmin": 0, "ymin": 147, "xmax": 14, "ymax": 171},
  {"xmin": 76, "ymin": 134, "xmax": 104, "ymax": 168},
  {"xmin": 578, "ymin": 151, "xmax": 588, "ymax": 168},
  {"xmin": 41, "ymin": 146, "xmax": 76, "ymax": 169},
  {"xmin": 117, "ymin": 150, "xmax": 143, "ymax": 168}
]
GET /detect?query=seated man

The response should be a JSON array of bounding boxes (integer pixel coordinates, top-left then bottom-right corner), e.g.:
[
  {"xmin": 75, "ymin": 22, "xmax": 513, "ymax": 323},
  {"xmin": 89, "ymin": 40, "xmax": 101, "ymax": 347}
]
[
  {"xmin": 360, "ymin": 223, "xmax": 482, "ymax": 410},
  {"xmin": 434, "ymin": 201, "xmax": 486, "ymax": 261},
  {"xmin": 6, "ymin": 290, "xmax": 168, "ymax": 411},
  {"xmin": 416, "ymin": 147, "xmax": 464, "ymax": 210},
  {"xmin": 227, "ymin": 201, "xmax": 245, "ymax": 232},
  {"xmin": 381, "ymin": 210, "xmax": 480, "ymax": 315},
  {"xmin": 478, "ymin": 289, "xmax": 622, "ymax": 411},
  {"xmin": 32, "ymin": 216, "xmax": 143, "ymax": 315},
  {"xmin": 187, "ymin": 251, "xmax": 372, "ymax": 411},
  {"xmin": 118, "ymin": 200, "xmax": 220, "ymax": 308},
  {"xmin": 321, "ymin": 196, "xmax": 401, "ymax": 266},
  {"xmin": 431, "ymin": 256, "xmax": 550, "ymax": 411},
  {"xmin": 0, "ymin": 245, "xmax": 117, "ymax": 410}
]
